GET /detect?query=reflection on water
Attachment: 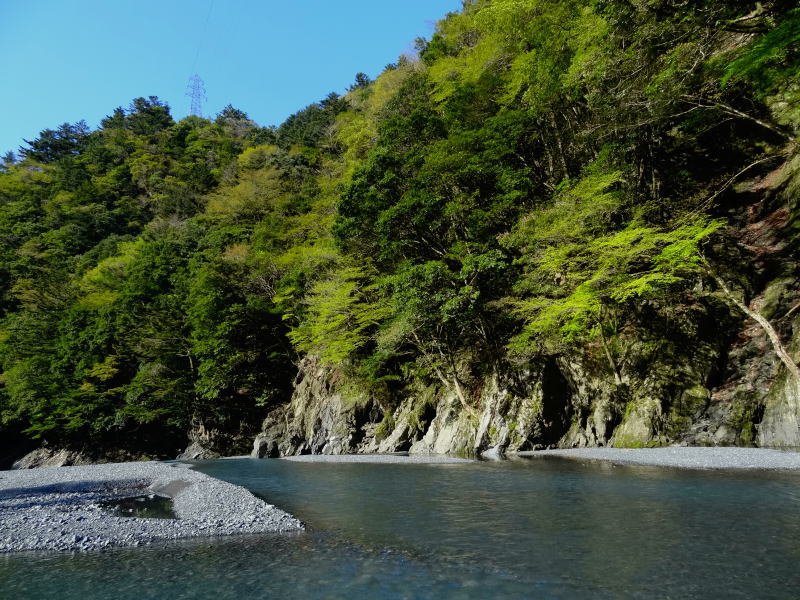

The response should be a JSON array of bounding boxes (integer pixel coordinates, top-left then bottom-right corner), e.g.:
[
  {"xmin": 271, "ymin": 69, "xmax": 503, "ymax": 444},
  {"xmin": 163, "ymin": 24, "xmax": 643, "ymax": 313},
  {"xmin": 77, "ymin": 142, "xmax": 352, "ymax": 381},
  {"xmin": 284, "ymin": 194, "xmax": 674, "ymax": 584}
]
[
  {"xmin": 2, "ymin": 456, "xmax": 800, "ymax": 599},
  {"xmin": 99, "ymin": 493, "xmax": 176, "ymax": 519}
]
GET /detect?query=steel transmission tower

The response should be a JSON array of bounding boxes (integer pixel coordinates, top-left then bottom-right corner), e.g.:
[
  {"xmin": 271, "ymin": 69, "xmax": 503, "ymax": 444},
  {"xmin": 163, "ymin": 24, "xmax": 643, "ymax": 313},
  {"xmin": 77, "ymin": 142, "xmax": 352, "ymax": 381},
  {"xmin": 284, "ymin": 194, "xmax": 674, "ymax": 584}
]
[{"xmin": 186, "ymin": 74, "xmax": 207, "ymax": 117}]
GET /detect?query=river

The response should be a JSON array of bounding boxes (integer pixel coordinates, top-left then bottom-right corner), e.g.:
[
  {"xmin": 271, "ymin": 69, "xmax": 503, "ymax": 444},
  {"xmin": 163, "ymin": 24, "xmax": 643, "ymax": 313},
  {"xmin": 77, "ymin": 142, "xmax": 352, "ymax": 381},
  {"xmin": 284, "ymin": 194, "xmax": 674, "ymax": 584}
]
[{"xmin": 2, "ymin": 456, "xmax": 799, "ymax": 598}]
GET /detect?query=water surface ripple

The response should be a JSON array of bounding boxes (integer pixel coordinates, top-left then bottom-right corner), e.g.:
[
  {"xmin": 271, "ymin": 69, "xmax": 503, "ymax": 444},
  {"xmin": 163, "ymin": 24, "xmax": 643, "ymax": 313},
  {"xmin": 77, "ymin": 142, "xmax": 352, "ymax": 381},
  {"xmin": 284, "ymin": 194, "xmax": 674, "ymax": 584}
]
[{"xmin": 2, "ymin": 456, "xmax": 800, "ymax": 599}]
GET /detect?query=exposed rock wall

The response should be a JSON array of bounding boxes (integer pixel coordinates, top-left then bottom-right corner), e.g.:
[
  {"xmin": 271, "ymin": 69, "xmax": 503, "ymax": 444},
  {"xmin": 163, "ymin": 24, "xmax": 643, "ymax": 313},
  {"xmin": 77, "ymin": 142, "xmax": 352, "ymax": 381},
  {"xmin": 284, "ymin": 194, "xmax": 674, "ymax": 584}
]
[
  {"xmin": 757, "ymin": 315, "xmax": 800, "ymax": 446},
  {"xmin": 753, "ymin": 157, "xmax": 800, "ymax": 447},
  {"xmin": 250, "ymin": 351, "xmax": 702, "ymax": 458},
  {"xmin": 178, "ymin": 417, "xmax": 265, "ymax": 460},
  {"xmin": 253, "ymin": 322, "xmax": 797, "ymax": 457},
  {"xmin": 253, "ymin": 356, "xmax": 382, "ymax": 457},
  {"xmin": 11, "ymin": 447, "xmax": 92, "ymax": 470}
]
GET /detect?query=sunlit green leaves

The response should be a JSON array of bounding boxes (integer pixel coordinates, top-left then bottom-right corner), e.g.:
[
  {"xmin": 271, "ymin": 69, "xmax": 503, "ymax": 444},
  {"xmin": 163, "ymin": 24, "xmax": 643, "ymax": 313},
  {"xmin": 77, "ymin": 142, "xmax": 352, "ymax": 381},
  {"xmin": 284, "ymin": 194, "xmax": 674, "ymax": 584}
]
[
  {"xmin": 721, "ymin": 9, "xmax": 800, "ymax": 91},
  {"xmin": 287, "ymin": 266, "xmax": 391, "ymax": 365},
  {"xmin": 504, "ymin": 156, "xmax": 724, "ymax": 350}
]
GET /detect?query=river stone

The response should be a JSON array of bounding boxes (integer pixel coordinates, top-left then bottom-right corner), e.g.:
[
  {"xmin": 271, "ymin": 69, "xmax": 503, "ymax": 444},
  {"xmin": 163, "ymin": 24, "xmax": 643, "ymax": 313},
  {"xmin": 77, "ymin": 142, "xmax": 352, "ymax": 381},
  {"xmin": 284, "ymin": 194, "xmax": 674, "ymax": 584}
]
[
  {"xmin": 12, "ymin": 447, "xmax": 91, "ymax": 470},
  {"xmin": 176, "ymin": 441, "xmax": 214, "ymax": 461}
]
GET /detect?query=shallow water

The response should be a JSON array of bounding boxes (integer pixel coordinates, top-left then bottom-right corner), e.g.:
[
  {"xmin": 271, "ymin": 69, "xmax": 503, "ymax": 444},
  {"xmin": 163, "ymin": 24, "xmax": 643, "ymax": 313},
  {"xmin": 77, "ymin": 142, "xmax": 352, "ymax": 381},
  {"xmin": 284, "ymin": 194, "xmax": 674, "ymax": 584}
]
[
  {"xmin": 99, "ymin": 494, "xmax": 176, "ymax": 519},
  {"xmin": 2, "ymin": 456, "xmax": 800, "ymax": 599}
]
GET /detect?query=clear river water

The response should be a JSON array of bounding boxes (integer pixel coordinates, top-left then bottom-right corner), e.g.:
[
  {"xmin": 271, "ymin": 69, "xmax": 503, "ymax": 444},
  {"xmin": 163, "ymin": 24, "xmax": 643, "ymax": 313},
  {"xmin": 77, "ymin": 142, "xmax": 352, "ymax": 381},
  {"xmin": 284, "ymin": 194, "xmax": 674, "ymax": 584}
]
[{"xmin": 2, "ymin": 456, "xmax": 800, "ymax": 599}]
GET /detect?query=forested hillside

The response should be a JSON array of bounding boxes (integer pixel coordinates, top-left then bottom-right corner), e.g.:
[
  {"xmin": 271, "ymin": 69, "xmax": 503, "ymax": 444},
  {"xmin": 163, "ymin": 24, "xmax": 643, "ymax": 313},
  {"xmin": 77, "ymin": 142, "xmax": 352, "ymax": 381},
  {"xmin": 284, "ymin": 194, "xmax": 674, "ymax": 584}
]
[{"xmin": 2, "ymin": 0, "xmax": 799, "ymax": 463}]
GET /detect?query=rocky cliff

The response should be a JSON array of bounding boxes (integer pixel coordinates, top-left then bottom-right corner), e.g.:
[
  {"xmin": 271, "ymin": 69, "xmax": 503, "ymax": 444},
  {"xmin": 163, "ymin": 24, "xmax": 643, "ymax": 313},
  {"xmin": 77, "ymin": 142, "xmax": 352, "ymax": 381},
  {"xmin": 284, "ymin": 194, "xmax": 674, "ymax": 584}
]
[{"xmin": 254, "ymin": 152, "xmax": 800, "ymax": 458}]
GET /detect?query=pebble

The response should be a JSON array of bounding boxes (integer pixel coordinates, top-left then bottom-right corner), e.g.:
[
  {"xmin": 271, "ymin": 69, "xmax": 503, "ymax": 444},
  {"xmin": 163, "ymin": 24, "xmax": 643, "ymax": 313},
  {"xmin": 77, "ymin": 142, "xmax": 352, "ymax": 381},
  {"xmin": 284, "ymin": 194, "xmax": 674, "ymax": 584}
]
[
  {"xmin": 0, "ymin": 461, "xmax": 302, "ymax": 554},
  {"xmin": 519, "ymin": 447, "xmax": 800, "ymax": 470}
]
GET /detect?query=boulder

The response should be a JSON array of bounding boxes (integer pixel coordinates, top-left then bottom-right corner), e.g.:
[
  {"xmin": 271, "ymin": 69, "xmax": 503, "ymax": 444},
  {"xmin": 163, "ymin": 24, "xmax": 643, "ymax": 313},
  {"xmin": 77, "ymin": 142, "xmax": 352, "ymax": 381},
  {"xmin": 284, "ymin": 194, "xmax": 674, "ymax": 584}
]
[{"xmin": 12, "ymin": 447, "xmax": 91, "ymax": 469}]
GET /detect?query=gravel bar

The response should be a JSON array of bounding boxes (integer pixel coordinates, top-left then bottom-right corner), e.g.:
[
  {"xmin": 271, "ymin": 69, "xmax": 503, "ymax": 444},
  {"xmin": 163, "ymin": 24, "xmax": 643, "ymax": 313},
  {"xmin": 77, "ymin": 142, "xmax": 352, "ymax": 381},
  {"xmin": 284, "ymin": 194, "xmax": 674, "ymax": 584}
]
[
  {"xmin": 282, "ymin": 454, "xmax": 473, "ymax": 464},
  {"xmin": 518, "ymin": 447, "xmax": 800, "ymax": 470},
  {"xmin": 0, "ymin": 461, "xmax": 302, "ymax": 553}
]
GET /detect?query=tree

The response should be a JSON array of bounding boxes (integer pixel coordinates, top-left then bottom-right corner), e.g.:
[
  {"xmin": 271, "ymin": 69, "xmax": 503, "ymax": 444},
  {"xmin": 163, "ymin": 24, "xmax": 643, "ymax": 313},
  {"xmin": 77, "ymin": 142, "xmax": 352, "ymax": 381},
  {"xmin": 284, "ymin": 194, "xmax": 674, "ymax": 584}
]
[
  {"xmin": 20, "ymin": 121, "xmax": 90, "ymax": 163},
  {"xmin": 503, "ymin": 164, "xmax": 723, "ymax": 382},
  {"xmin": 348, "ymin": 72, "xmax": 372, "ymax": 91},
  {"xmin": 1, "ymin": 151, "xmax": 16, "ymax": 172}
]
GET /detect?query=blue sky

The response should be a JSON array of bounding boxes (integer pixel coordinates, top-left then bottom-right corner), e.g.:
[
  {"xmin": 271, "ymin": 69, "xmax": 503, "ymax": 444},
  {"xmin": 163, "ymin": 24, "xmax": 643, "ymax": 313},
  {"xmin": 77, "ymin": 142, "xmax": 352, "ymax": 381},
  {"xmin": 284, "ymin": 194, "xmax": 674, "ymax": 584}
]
[{"xmin": 1, "ymin": 0, "xmax": 462, "ymax": 154}]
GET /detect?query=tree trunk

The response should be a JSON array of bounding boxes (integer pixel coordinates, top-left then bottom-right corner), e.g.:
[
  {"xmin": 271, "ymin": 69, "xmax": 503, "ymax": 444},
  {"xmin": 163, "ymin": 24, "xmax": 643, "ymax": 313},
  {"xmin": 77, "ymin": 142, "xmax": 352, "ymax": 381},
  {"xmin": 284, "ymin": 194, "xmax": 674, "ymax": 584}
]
[
  {"xmin": 411, "ymin": 331, "xmax": 477, "ymax": 417},
  {"xmin": 598, "ymin": 325, "xmax": 623, "ymax": 386}
]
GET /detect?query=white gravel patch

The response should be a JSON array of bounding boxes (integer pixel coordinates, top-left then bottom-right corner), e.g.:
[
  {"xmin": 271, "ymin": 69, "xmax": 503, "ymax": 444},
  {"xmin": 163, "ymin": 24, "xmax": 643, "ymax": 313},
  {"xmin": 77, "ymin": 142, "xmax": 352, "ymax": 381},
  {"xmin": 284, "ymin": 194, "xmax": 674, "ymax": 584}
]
[
  {"xmin": 281, "ymin": 454, "xmax": 473, "ymax": 464},
  {"xmin": 0, "ymin": 461, "xmax": 302, "ymax": 553},
  {"xmin": 518, "ymin": 447, "xmax": 800, "ymax": 470}
]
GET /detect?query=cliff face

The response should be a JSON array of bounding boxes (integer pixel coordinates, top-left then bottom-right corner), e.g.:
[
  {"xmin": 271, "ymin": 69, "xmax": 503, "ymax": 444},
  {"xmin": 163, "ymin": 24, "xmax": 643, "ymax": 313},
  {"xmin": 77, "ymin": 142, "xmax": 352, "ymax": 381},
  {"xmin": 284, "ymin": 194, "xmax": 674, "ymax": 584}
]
[
  {"xmin": 252, "ymin": 327, "xmax": 797, "ymax": 457},
  {"xmin": 253, "ymin": 153, "xmax": 800, "ymax": 457},
  {"xmin": 177, "ymin": 419, "xmax": 259, "ymax": 460},
  {"xmin": 249, "ymin": 353, "xmax": 708, "ymax": 458}
]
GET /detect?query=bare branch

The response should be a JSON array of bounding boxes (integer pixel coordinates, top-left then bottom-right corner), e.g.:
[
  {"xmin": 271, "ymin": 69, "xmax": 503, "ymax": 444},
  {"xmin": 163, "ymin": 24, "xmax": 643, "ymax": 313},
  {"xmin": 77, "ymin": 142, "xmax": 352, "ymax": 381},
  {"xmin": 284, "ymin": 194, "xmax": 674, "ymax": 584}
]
[{"xmin": 703, "ymin": 260, "xmax": 800, "ymax": 393}]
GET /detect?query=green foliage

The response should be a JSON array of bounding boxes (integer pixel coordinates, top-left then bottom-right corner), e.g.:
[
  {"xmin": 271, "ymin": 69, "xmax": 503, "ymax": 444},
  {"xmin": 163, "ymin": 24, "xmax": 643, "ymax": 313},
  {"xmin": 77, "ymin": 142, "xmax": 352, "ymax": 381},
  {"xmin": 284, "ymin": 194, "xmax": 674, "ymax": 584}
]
[
  {"xmin": 20, "ymin": 121, "xmax": 91, "ymax": 163},
  {"xmin": 277, "ymin": 92, "xmax": 350, "ymax": 149},
  {"xmin": 504, "ymin": 163, "xmax": 723, "ymax": 349},
  {"xmin": 721, "ymin": 8, "xmax": 800, "ymax": 93},
  {"xmin": 287, "ymin": 266, "xmax": 391, "ymax": 365},
  {"xmin": 1, "ymin": 0, "xmax": 796, "ymax": 455}
]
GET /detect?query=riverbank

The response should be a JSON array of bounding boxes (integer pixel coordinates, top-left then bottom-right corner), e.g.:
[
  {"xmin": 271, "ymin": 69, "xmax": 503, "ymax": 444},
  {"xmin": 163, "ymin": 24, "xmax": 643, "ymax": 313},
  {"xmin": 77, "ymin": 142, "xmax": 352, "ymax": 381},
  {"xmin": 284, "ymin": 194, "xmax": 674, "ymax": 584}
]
[
  {"xmin": 520, "ymin": 447, "xmax": 800, "ymax": 470},
  {"xmin": 0, "ymin": 461, "xmax": 302, "ymax": 553}
]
